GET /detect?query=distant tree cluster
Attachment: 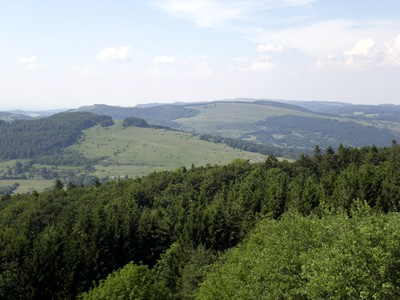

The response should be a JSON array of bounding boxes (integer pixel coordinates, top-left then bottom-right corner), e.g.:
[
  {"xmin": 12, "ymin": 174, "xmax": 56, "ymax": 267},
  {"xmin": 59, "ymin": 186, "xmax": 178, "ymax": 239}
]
[
  {"xmin": 122, "ymin": 117, "xmax": 149, "ymax": 128},
  {"xmin": 79, "ymin": 104, "xmax": 199, "ymax": 128},
  {"xmin": 1, "ymin": 143, "xmax": 400, "ymax": 298},
  {"xmin": 0, "ymin": 112, "xmax": 113, "ymax": 160},
  {"xmin": 199, "ymin": 133, "xmax": 310, "ymax": 158}
]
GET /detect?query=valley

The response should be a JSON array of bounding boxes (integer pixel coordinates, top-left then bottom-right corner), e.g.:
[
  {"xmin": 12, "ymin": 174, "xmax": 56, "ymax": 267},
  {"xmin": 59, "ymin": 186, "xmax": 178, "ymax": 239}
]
[{"xmin": 0, "ymin": 118, "xmax": 266, "ymax": 193}]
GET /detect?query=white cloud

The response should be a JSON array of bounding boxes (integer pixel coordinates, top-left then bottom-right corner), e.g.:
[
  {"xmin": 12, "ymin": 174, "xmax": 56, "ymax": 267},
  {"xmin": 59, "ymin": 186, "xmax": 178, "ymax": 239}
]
[
  {"xmin": 228, "ymin": 54, "xmax": 277, "ymax": 73},
  {"xmin": 345, "ymin": 38, "xmax": 376, "ymax": 56},
  {"xmin": 386, "ymin": 34, "xmax": 400, "ymax": 66},
  {"xmin": 95, "ymin": 46, "xmax": 132, "ymax": 62},
  {"xmin": 193, "ymin": 61, "xmax": 214, "ymax": 77},
  {"xmin": 153, "ymin": 55, "xmax": 177, "ymax": 64},
  {"xmin": 250, "ymin": 55, "xmax": 277, "ymax": 71},
  {"xmin": 17, "ymin": 55, "xmax": 37, "ymax": 64},
  {"xmin": 17, "ymin": 55, "xmax": 45, "ymax": 70},
  {"xmin": 314, "ymin": 54, "xmax": 345, "ymax": 70},
  {"xmin": 252, "ymin": 20, "xmax": 399, "ymax": 58},
  {"xmin": 313, "ymin": 35, "xmax": 400, "ymax": 70},
  {"xmin": 256, "ymin": 44, "xmax": 285, "ymax": 53},
  {"xmin": 151, "ymin": 0, "xmax": 315, "ymax": 27}
]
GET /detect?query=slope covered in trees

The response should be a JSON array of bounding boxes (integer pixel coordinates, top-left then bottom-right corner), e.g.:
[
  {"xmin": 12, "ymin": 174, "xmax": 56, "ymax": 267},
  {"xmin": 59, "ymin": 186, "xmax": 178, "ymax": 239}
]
[
  {"xmin": 1, "ymin": 144, "xmax": 400, "ymax": 298},
  {"xmin": 0, "ymin": 112, "xmax": 113, "ymax": 160},
  {"xmin": 198, "ymin": 208, "xmax": 400, "ymax": 299}
]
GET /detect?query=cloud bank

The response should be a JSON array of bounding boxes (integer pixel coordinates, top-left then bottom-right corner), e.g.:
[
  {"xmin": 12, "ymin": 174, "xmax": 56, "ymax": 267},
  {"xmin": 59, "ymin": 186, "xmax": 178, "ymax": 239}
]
[{"xmin": 95, "ymin": 46, "xmax": 132, "ymax": 62}]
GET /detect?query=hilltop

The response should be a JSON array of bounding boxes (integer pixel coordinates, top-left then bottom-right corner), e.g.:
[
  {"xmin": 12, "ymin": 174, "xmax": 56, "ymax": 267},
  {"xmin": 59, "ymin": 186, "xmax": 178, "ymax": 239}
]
[{"xmin": 71, "ymin": 99, "xmax": 400, "ymax": 150}]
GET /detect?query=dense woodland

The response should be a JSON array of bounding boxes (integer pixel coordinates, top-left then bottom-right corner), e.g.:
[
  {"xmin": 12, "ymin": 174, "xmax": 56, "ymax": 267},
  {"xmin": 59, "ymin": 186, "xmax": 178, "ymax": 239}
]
[
  {"xmin": 1, "ymin": 143, "xmax": 400, "ymax": 299},
  {"xmin": 0, "ymin": 112, "xmax": 113, "ymax": 160}
]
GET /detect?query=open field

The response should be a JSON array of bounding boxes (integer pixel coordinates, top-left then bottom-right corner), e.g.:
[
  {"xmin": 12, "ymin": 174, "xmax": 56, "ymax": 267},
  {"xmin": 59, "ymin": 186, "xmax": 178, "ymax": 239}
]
[
  {"xmin": 0, "ymin": 179, "xmax": 54, "ymax": 193},
  {"xmin": 0, "ymin": 122, "xmax": 267, "ymax": 193},
  {"xmin": 72, "ymin": 121, "xmax": 267, "ymax": 177}
]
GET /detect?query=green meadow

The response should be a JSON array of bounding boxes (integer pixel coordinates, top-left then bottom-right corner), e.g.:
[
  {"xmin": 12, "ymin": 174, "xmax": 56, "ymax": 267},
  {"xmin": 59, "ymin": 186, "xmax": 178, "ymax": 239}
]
[
  {"xmin": 0, "ymin": 122, "xmax": 267, "ymax": 193},
  {"xmin": 72, "ymin": 121, "xmax": 266, "ymax": 177}
]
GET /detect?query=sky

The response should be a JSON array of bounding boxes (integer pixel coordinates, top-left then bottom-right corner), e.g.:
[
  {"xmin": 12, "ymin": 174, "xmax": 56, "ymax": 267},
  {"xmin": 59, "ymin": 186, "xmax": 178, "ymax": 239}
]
[{"xmin": 0, "ymin": 0, "xmax": 400, "ymax": 110}]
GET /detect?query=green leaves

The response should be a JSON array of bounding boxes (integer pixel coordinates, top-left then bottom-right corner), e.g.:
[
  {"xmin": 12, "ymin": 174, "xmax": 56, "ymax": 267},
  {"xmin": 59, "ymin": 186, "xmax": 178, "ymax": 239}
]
[
  {"xmin": 79, "ymin": 263, "xmax": 171, "ymax": 300},
  {"xmin": 198, "ymin": 210, "xmax": 400, "ymax": 300}
]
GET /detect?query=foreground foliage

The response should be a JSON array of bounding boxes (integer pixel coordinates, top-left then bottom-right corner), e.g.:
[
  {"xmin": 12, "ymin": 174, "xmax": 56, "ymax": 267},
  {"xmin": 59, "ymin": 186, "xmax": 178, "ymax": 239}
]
[
  {"xmin": 1, "ymin": 143, "xmax": 400, "ymax": 298},
  {"xmin": 198, "ymin": 206, "xmax": 400, "ymax": 299}
]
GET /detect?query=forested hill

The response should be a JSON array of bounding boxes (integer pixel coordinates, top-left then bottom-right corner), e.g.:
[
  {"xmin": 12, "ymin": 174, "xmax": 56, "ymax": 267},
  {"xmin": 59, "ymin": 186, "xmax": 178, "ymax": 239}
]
[
  {"xmin": 1, "ymin": 143, "xmax": 400, "ymax": 298},
  {"xmin": 0, "ymin": 112, "xmax": 113, "ymax": 159},
  {"xmin": 286, "ymin": 100, "xmax": 400, "ymax": 122},
  {"xmin": 0, "ymin": 111, "xmax": 33, "ymax": 122}
]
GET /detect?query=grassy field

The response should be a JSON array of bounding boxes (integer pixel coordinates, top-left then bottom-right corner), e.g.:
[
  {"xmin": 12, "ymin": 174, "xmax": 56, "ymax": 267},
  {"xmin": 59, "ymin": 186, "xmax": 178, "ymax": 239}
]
[
  {"xmin": 72, "ymin": 121, "xmax": 266, "ymax": 177},
  {"xmin": 0, "ymin": 122, "xmax": 267, "ymax": 193},
  {"xmin": 0, "ymin": 179, "xmax": 54, "ymax": 193}
]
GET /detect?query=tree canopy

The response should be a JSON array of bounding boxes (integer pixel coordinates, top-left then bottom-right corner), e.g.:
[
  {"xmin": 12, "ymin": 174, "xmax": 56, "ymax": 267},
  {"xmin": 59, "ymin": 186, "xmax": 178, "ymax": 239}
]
[{"xmin": 1, "ymin": 143, "xmax": 400, "ymax": 298}]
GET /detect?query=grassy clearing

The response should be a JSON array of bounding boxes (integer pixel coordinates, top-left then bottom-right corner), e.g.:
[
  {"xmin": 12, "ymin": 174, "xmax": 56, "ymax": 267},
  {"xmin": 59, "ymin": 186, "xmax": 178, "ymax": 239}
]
[
  {"xmin": 0, "ymin": 121, "xmax": 267, "ymax": 193},
  {"xmin": 72, "ymin": 121, "xmax": 266, "ymax": 177},
  {"xmin": 0, "ymin": 179, "xmax": 54, "ymax": 193}
]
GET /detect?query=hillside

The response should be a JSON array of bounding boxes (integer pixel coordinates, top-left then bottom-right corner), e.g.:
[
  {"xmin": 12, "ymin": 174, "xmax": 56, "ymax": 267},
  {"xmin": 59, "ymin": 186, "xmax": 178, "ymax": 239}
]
[
  {"xmin": 70, "ymin": 104, "xmax": 199, "ymax": 128},
  {"xmin": 71, "ymin": 120, "xmax": 267, "ymax": 178},
  {"xmin": 0, "ymin": 111, "xmax": 33, "ymax": 122},
  {"xmin": 5, "ymin": 99, "xmax": 400, "ymax": 151},
  {"xmin": 284, "ymin": 100, "xmax": 400, "ymax": 122},
  {"xmin": 0, "ymin": 119, "xmax": 266, "ymax": 193},
  {"xmin": 72, "ymin": 100, "xmax": 400, "ymax": 151}
]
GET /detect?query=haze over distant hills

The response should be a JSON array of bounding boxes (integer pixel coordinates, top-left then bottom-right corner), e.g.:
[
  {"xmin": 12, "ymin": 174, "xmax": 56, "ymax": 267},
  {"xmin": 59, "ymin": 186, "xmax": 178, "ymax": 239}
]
[
  {"xmin": 2, "ymin": 99, "xmax": 400, "ymax": 152},
  {"xmin": 68, "ymin": 99, "xmax": 400, "ymax": 150}
]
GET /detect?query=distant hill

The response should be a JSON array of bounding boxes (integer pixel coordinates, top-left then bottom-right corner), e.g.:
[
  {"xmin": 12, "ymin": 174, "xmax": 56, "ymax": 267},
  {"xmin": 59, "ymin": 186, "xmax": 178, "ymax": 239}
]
[
  {"xmin": 0, "ymin": 109, "xmax": 68, "ymax": 122},
  {"xmin": 70, "ymin": 104, "xmax": 198, "ymax": 128},
  {"xmin": 4, "ymin": 99, "xmax": 400, "ymax": 152},
  {"xmin": 171, "ymin": 101, "xmax": 400, "ymax": 150},
  {"xmin": 71, "ymin": 99, "xmax": 400, "ymax": 151},
  {"xmin": 283, "ymin": 100, "xmax": 400, "ymax": 122},
  {"xmin": 0, "ymin": 111, "xmax": 34, "ymax": 122}
]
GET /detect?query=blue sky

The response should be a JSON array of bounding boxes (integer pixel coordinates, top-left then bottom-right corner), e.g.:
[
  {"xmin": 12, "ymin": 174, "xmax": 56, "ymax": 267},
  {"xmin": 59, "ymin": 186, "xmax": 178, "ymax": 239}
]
[{"xmin": 0, "ymin": 0, "xmax": 399, "ymax": 109}]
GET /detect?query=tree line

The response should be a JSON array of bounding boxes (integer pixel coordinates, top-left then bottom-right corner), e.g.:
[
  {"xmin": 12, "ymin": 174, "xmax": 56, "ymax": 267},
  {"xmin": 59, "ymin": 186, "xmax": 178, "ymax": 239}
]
[{"xmin": 0, "ymin": 112, "xmax": 113, "ymax": 160}]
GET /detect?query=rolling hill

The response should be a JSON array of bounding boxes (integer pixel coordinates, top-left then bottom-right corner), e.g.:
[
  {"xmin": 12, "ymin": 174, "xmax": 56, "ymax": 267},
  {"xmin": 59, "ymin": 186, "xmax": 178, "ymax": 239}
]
[
  {"xmin": 72, "ymin": 100, "xmax": 400, "ymax": 150},
  {"xmin": 71, "ymin": 120, "xmax": 267, "ymax": 178},
  {"xmin": 0, "ymin": 115, "xmax": 267, "ymax": 193},
  {"xmin": 282, "ymin": 100, "xmax": 400, "ymax": 122}
]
